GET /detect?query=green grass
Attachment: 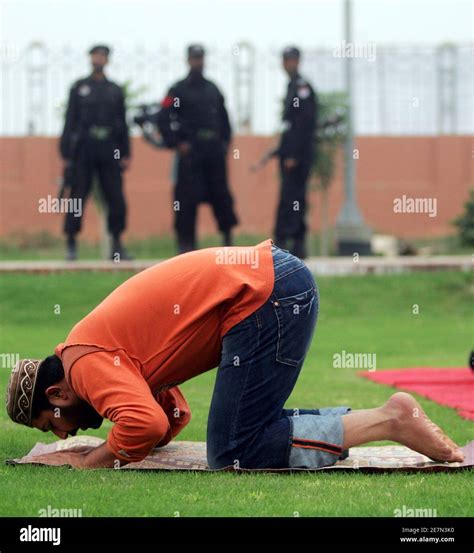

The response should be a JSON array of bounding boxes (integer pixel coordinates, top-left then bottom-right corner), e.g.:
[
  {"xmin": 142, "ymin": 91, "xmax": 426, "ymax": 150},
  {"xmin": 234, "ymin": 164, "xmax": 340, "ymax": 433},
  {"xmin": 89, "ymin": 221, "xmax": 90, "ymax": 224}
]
[
  {"xmin": 0, "ymin": 270, "xmax": 472, "ymax": 517},
  {"xmin": 0, "ymin": 232, "xmax": 269, "ymax": 261},
  {"xmin": 0, "ymin": 231, "xmax": 471, "ymax": 260}
]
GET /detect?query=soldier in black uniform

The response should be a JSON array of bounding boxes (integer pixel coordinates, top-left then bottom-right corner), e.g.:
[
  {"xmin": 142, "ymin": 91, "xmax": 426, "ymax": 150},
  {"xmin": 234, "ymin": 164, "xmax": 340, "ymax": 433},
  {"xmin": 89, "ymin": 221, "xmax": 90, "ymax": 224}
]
[
  {"xmin": 158, "ymin": 44, "xmax": 238, "ymax": 253},
  {"xmin": 60, "ymin": 45, "xmax": 131, "ymax": 261},
  {"xmin": 275, "ymin": 46, "xmax": 317, "ymax": 259}
]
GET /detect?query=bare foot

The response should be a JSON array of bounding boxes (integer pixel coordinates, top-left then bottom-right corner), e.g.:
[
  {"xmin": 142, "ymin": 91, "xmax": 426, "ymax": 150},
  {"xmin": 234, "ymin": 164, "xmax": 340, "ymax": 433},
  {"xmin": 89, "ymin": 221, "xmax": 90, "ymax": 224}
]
[{"xmin": 385, "ymin": 392, "xmax": 464, "ymax": 463}]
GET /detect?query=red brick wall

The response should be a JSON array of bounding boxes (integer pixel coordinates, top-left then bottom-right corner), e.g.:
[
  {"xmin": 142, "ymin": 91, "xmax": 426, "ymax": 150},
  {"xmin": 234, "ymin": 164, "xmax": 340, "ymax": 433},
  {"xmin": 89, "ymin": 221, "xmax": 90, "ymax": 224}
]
[{"xmin": 0, "ymin": 136, "xmax": 472, "ymax": 241}]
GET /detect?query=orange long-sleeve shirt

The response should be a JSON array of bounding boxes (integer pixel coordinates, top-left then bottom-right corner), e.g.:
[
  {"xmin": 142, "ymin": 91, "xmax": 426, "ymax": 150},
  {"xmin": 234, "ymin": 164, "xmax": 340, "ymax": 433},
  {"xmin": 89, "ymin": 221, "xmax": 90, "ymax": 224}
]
[{"xmin": 55, "ymin": 239, "xmax": 275, "ymax": 462}]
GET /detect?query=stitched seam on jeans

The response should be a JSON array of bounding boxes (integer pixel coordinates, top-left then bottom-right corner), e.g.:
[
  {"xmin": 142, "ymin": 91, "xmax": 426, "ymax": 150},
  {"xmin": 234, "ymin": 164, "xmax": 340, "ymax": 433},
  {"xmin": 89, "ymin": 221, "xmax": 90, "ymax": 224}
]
[
  {"xmin": 272, "ymin": 298, "xmax": 286, "ymax": 367},
  {"xmin": 274, "ymin": 263, "xmax": 305, "ymax": 282},
  {"xmin": 273, "ymin": 294, "xmax": 315, "ymax": 366},
  {"xmin": 292, "ymin": 443, "xmax": 341, "ymax": 456},
  {"xmin": 286, "ymin": 415, "xmax": 294, "ymax": 466},
  {"xmin": 276, "ymin": 285, "xmax": 315, "ymax": 304},
  {"xmin": 273, "ymin": 258, "xmax": 292, "ymax": 270},
  {"xmin": 229, "ymin": 320, "xmax": 260, "ymax": 450},
  {"xmin": 254, "ymin": 308, "xmax": 262, "ymax": 330},
  {"xmin": 273, "ymin": 299, "xmax": 297, "ymax": 366},
  {"xmin": 292, "ymin": 438, "xmax": 342, "ymax": 453}
]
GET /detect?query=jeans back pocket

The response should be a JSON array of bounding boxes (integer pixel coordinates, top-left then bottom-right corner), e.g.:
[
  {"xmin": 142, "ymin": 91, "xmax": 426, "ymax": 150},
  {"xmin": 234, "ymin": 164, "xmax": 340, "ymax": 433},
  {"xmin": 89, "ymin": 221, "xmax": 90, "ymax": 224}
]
[{"xmin": 271, "ymin": 286, "xmax": 318, "ymax": 367}]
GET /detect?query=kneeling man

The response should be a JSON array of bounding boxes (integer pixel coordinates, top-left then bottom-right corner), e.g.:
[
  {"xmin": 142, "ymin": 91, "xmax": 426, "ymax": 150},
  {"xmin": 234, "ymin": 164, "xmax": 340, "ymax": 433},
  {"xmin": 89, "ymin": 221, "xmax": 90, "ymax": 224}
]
[{"xmin": 6, "ymin": 240, "xmax": 464, "ymax": 468}]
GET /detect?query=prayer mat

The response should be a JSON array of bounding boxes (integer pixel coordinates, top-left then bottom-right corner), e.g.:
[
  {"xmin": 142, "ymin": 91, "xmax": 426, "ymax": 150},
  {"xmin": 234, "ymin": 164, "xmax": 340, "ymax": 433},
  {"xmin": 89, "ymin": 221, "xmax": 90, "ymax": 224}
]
[
  {"xmin": 6, "ymin": 436, "xmax": 474, "ymax": 473},
  {"xmin": 359, "ymin": 367, "xmax": 474, "ymax": 421}
]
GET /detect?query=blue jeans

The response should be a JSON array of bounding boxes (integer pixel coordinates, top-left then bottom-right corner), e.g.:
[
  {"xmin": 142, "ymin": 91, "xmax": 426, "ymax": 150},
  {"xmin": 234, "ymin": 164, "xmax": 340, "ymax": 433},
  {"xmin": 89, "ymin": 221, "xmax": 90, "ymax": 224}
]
[{"xmin": 207, "ymin": 245, "xmax": 351, "ymax": 470}]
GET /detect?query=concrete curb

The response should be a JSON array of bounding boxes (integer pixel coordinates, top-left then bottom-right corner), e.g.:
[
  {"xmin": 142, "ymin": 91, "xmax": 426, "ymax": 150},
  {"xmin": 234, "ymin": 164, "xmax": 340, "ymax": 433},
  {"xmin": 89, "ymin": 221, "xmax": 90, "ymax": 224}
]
[{"xmin": 0, "ymin": 256, "xmax": 472, "ymax": 276}]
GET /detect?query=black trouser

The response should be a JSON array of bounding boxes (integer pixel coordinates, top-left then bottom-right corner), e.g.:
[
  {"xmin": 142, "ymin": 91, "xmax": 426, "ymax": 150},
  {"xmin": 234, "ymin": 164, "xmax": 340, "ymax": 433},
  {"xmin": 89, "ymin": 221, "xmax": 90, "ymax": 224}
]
[
  {"xmin": 274, "ymin": 157, "xmax": 312, "ymax": 248},
  {"xmin": 64, "ymin": 139, "xmax": 126, "ymax": 237},
  {"xmin": 174, "ymin": 139, "xmax": 238, "ymax": 249}
]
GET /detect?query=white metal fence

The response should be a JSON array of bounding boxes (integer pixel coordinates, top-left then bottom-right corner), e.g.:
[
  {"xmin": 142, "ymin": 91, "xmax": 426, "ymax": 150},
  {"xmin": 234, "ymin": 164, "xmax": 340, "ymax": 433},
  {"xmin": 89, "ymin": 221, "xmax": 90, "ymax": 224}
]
[{"xmin": 1, "ymin": 41, "xmax": 472, "ymax": 136}]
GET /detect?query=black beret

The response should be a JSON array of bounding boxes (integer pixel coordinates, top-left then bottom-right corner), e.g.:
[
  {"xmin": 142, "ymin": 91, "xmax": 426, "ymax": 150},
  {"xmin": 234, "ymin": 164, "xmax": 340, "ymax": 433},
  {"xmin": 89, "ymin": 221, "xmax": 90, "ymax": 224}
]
[
  {"xmin": 282, "ymin": 46, "xmax": 301, "ymax": 60},
  {"xmin": 187, "ymin": 44, "xmax": 205, "ymax": 58},
  {"xmin": 89, "ymin": 44, "xmax": 111, "ymax": 56}
]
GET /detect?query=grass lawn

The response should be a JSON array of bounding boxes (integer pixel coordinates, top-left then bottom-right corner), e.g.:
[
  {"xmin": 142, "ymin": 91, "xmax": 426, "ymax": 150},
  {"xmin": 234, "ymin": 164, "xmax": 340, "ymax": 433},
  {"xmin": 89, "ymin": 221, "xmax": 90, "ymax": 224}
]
[
  {"xmin": 0, "ymin": 270, "xmax": 472, "ymax": 517},
  {"xmin": 0, "ymin": 233, "xmax": 269, "ymax": 261},
  {"xmin": 0, "ymin": 231, "xmax": 471, "ymax": 260}
]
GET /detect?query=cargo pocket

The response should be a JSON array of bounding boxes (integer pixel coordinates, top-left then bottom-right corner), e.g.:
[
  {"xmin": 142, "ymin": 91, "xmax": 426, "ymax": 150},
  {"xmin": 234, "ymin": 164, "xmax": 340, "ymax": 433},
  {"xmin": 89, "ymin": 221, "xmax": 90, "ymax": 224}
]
[{"xmin": 271, "ymin": 286, "xmax": 317, "ymax": 367}]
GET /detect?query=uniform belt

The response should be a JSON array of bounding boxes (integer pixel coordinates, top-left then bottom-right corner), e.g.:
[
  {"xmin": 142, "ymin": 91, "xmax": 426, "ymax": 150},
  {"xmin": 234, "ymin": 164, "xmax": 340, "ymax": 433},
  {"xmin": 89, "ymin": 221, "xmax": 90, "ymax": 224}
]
[
  {"xmin": 195, "ymin": 129, "xmax": 218, "ymax": 140},
  {"xmin": 88, "ymin": 126, "xmax": 112, "ymax": 140}
]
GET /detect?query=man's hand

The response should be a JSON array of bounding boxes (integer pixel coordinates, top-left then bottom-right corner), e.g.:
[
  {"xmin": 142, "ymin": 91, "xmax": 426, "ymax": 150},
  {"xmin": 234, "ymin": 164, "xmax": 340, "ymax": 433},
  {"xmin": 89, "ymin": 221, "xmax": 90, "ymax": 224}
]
[
  {"xmin": 30, "ymin": 450, "xmax": 88, "ymax": 468},
  {"xmin": 283, "ymin": 157, "xmax": 298, "ymax": 169},
  {"xmin": 29, "ymin": 443, "xmax": 126, "ymax": 469},
  {"xmin": 177, "ymin": 142, "xmax": 191, "ymax": 155},
  {"xmin": 81, "ymin": 442, "xmax": 124, "ymax": 468},
  {"xmin": 119, "ymin": 157, "xmax": 130, "ymax": 171}
]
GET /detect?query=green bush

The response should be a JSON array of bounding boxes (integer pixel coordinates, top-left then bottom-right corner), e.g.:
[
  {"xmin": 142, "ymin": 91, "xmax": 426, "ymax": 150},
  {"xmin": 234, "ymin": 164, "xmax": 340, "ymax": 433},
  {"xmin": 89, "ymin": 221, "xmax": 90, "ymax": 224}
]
[{"xmin": 453, "ymin": 189, "xmax": 474, "ymax": 246}]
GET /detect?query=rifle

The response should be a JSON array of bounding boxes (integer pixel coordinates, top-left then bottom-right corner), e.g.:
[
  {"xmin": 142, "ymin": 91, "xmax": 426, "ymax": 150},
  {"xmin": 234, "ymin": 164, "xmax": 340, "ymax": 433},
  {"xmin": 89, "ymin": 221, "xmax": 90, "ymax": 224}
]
[
  {"xmin": 249, "ymin": 115, "xmax": 344, "ymax": 173},
  {"xmin": 133, "ymin": 103, "xmax": 167, "ymax": 149},
  {"xmin": 249, "ymin": 147, "xmax": 279, "ymax": 173},
  {"xmin": 57, "ymin": 161, "xmax": 75, "ymax": 200},
  {"xmin": 57, "ymin": 132, "xmax": 80, "ymax": 199}
]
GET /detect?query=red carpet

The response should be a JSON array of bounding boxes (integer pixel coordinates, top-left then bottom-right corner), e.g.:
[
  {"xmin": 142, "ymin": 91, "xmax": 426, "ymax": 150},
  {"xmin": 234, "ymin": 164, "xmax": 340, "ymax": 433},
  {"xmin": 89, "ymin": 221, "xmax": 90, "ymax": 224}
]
[{"xmin": 359, "ymin": 368, "xmax": 474, "ymax": 421}]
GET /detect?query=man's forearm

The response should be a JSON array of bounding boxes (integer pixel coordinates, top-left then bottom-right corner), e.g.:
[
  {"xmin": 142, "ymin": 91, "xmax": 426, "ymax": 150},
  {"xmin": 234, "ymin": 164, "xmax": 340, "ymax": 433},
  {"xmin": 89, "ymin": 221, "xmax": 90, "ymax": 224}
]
[{"xmin": 81, "ymin": 442, "xmax": 127, "ymax": 469}]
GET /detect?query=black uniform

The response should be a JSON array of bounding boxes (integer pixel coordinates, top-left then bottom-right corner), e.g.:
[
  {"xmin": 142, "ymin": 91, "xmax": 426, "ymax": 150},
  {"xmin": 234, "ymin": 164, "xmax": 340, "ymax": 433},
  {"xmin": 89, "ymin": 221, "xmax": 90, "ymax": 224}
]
[
  {"xmin": 158, "ymin": 71, "xmax": 238, "ymax": 252},
  {"xmin": 60, "ymin": 75, "xmax": 130, "ymax": 239},
  {"xmin": 275, "ymin": 73, "xmax": 317, "ymax": 257}
]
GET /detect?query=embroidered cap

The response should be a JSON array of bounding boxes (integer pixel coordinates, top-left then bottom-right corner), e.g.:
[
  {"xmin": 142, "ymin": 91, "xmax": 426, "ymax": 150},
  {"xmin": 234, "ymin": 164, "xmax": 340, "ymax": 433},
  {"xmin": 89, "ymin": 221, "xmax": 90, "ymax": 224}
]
[{"xmin": 5, "ymin": 359, "xmax": 42, "ymax": 427}]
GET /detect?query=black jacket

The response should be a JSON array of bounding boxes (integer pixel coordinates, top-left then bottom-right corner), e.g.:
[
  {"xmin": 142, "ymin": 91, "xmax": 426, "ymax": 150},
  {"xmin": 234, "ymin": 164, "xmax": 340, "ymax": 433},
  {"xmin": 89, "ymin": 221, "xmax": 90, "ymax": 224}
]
[
  {"xmin": 278, "ymin": 74, "xmax": 318, "ymax": 161},
  {"xmin": 60, "ymin": 75, "xmax": 130, "ymax": 159},
  {"xmin": 158, "ymin": 71, "xmax": 231, "ymax": 148}
]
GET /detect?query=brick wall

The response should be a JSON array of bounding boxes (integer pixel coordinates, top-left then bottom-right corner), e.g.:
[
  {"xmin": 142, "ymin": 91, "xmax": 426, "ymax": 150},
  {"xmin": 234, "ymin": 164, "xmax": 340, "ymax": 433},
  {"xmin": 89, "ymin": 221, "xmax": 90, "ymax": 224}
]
[{"xmin": 0, "ymin": 136, "xmax": 472, "ymax": 241}]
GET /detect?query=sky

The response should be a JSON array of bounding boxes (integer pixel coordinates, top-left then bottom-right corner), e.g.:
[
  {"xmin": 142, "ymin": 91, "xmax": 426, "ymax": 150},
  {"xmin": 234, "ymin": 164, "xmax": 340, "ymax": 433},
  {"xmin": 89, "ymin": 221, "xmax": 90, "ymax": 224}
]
[{"xmin": 1, "ymin": 0, "xmax": 473, "ymax": 51}]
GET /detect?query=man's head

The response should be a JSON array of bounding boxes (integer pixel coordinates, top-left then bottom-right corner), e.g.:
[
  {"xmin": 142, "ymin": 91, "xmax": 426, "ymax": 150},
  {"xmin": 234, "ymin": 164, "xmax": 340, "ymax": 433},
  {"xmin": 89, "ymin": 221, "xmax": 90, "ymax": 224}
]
[
  {"xmin": 187, "ymin": 44, "xmax": 205, "ymax": 73},
  {"xmin": 282, "ymin": 46, "xmax": 301, "ymax": 76},
  {"xmin": 89, "ymin": 44, "xmax": 110, "ymax": 73},
  {"xmin": 6, "ymin": 356, "xmax": 102, "ymax": 439}
]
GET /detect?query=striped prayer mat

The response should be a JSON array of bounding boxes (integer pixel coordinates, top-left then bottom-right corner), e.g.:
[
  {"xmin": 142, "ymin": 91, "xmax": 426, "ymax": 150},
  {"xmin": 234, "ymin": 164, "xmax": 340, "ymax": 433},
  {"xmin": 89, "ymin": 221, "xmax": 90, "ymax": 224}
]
[{"xmin": 6, "ymin": 436, "xmax": 473, "ymax": 473}]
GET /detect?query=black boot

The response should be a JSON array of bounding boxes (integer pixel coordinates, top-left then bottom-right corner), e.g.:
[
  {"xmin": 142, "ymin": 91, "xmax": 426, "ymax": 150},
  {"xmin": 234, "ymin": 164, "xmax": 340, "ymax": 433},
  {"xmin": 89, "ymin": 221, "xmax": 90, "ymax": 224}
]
[
  {"xmin": 177, "ymin": 237, "xmax": 196, "ymax": 254},
  {"xmin": 66, "ymin": 234, "xmax": 77, "ymax": 261},
  {"xmin": 274, "ymin": 236, "xmax": 288, "ymax": 251},
  {"xmin": 222, "ymin": 230, "xmax": 233, "ymax": 247},
  {"xmin": 111, "ymin": 236, "xmax": 133, "ymax": 261}
]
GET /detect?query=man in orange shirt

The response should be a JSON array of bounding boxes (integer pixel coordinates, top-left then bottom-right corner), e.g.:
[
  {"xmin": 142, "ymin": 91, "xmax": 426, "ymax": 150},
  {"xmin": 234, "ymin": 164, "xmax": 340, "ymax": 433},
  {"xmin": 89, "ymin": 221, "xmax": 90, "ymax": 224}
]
[{"xmin": 7, "ymin": 241, "xmax": 464, "ymax": 469}]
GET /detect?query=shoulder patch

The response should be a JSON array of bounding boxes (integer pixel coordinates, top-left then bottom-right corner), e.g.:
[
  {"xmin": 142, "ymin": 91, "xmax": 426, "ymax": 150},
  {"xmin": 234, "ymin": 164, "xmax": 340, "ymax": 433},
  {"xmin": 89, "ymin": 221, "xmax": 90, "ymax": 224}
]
[
  {"xmin": 161, "ymin": 95, "xmax": 174, "ymax": 108},
  {"xmin": 297, "ymin": 85, "xmax": 311, "ymax": 99},
  {"xmin": 78, "ymin": 83, "xmax": 91, "ymax": 97}
]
